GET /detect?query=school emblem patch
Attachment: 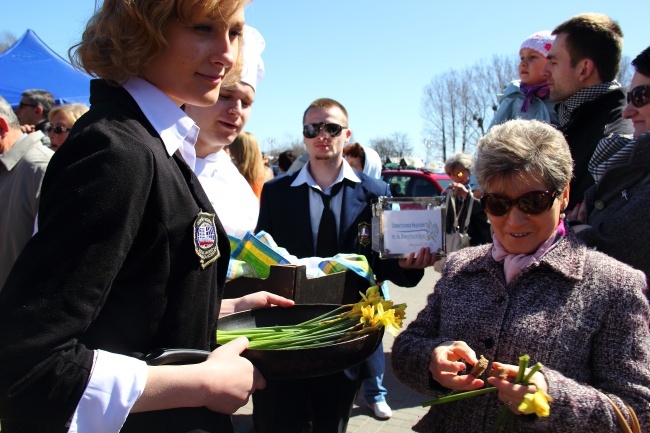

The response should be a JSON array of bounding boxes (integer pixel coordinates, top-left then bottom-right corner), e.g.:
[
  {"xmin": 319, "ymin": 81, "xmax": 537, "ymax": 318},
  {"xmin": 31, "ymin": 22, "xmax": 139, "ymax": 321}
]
[
  {"xmin": 358, "ymin": 222, "xmax": 371, "ymax": 247},
  {"xmin": 193, "ymin": 211, "xmax": 220, "ymax": 269}
]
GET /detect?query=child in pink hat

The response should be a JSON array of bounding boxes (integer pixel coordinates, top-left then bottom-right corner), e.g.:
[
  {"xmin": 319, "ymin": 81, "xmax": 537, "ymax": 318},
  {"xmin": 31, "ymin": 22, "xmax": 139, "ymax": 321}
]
[{"xmin": 489, "ymin": 30, "xmax": 558, "ymax": 129}]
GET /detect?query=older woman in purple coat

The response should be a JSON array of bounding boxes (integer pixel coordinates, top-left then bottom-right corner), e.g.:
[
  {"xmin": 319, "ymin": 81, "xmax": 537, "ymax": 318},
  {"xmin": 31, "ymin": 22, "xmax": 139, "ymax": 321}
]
[{"xmin": 392, "ymin": 119, "xmax": 650, "ymax": 432}]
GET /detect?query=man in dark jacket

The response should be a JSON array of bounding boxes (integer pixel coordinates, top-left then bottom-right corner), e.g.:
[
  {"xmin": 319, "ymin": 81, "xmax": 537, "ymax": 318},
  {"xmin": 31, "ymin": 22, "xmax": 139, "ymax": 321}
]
[
  {"xmin": 542, "ymin": 13, "xmax": 633, "ymax": 209},
  {"xmin": 253, "ymin": 98, "xmax": 435, "ymax": 433}
]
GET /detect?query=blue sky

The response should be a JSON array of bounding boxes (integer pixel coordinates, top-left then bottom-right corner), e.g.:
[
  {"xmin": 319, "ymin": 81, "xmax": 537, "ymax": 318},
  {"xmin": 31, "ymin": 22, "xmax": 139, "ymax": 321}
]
[{"xmin": 2, "ymin": 1, "xmax": 647, "ymax": 161}]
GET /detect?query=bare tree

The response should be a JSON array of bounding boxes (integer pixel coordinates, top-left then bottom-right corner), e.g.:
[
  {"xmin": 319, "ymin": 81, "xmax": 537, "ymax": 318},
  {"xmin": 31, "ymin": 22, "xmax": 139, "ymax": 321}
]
[
  {"xmin": 369, "ymin": 132, "xmax": 412, "ymax": 163},
  {"xmin": 369, "ymin": 137, "xmax": 394, "ymax": 163},
  {"xmin": 421, "ymin": 74, "xmax": 450, "ymax": 162},
  {"xmin": 0, "ymin": 32, "xmax": 17, "ymax": 53},
  {"xmin": 421, "ymin": 53, "xmax": 519, "ymax": 159},
  {"xmin": 617, "ymin": 55, "xmax": 634, "ymax": 89}
]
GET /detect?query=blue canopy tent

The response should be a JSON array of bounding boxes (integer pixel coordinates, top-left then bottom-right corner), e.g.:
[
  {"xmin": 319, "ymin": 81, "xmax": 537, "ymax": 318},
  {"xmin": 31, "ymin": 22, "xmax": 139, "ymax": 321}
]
[{"xmin": 0, "ymin": 29, "xmax": 91, "ymax": 107}]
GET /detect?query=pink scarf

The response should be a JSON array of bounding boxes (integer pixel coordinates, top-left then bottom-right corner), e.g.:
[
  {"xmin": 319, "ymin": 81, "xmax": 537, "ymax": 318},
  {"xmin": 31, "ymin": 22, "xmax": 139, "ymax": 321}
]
[
  {"xmin": 492, "ymin": 220, "xmax": 566, "ymax": 284},
  {"xmin": 519, "ymin": 82, "xmax": 550, "ymax": 113}
]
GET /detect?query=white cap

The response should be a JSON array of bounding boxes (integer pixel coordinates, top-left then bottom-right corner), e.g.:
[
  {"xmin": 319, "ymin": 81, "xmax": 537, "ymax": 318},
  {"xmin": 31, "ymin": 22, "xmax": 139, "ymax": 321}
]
[
  {"xmin": 520, "ymin": 30, "xmax": 555, "ymax": 58},
  {"xmin": 239, "ymin": 25, "xmax": 265, "ymax": 92}
]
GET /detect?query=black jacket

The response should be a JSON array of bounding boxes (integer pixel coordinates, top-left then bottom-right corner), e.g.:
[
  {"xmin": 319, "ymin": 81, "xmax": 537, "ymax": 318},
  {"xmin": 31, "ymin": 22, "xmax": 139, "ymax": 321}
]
[
  {"xmin": 559, "ymin": 87, "xmax": 633, "ymax": 208},
  {"xmin": 0, "ymin": 80, "xmax": 232, "ymax": 433}
]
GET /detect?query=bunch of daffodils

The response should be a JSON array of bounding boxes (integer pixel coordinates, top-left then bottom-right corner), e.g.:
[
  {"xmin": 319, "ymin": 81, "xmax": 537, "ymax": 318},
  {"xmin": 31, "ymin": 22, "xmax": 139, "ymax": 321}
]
[
  {"xmin": 423, "ymin": 354, "xmax": 552, "ymax": 432},
  {"xmin": 217, "ymin": 286, "xmax": 406, "ymax": 350}
]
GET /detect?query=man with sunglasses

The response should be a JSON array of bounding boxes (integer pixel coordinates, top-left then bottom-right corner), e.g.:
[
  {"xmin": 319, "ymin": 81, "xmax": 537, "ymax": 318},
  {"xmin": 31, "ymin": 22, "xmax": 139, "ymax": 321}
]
[
  {"xmin": 541, "ymin": 13, "xmax": 633, "ymax": 209},
  {"xmin": 0, "ymin": 96, "xmax": 54, "ymax": 289},
  {"xmin": 253, "ymin": 98, "xmax": 436, "ymax": 433},
  {"xmin": 14, "ymin": 89, "xmax": 55, "ymax": 148}
]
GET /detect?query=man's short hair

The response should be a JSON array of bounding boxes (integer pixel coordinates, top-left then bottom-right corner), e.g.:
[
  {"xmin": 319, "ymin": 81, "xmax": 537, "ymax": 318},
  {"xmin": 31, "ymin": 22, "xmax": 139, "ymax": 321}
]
[
  {"xmin": 302, "ymin": 98, "xmax": 348, "ymax": 124},
  {"xmin": 21, "ymin": 89, "xmax": 55, "ymax": 116},
  {"xmin": 632, "ymin": 46, "xmax": 650, "ymax": 77},
  {"xmin": 553, "ymin": 13, "xmax": 623, "ymax": 82}
]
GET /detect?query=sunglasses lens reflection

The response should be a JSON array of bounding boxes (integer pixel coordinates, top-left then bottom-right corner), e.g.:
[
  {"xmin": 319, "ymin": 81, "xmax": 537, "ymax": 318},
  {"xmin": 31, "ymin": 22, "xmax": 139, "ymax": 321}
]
[
  {"xmin": 628, "ymin": 86, "xmax": 650, "ymax": 108},
  {"xmin": 481, "ymin": 191, "xmax": 555, "ymax": 216},
  {"xmin": 303, "ymin": 123, "xmax": 344, "ymax": 139}
]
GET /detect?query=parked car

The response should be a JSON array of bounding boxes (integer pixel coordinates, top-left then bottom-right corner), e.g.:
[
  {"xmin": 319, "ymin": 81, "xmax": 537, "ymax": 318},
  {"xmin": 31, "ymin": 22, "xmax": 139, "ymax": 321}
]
[{"xmin": 381, "ymin": 168, "xmax": 452, "ymax": 197}]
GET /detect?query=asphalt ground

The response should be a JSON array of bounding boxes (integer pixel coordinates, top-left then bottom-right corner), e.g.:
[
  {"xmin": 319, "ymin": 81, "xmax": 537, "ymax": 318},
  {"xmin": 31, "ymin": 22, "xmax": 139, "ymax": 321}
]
[{"xmin": 232, "ymin": 266, "xmax": 441, "ymax": 433}]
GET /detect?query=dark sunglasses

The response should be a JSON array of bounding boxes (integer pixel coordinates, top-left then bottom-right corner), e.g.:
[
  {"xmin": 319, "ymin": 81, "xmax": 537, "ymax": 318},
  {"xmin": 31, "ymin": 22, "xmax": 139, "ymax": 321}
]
[
  {"xmin": 626, "ymin": 85, "xmax": 650, "ymax": 108},
  {"xmin": 303, "ymin": 122, "xmax": 347, "ymax": 139},
  {"xmin": 18, "ymin": 102, "xmax": 38, "ymax": 109},
  {"xmin": 480, "ymin": 190, "xmax": 558, "ymax": 217},
  {"xmin": 48, "ymin": 125, "xmax": 73, "ymax": 134}
]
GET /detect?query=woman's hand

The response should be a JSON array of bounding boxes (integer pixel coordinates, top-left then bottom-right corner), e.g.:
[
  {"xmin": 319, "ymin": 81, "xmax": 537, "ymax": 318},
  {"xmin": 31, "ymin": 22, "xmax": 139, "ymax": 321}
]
[
  {"xmin": 450, "ymin": 182, "xmax": 469, "ymax": 200},
  {"xmin": 429, "ymin": 341, "xmax": 484, "ymax": 391},
  {"xmin": 487, "ymin": 361, "xmax": 548, "ymax": 414},
  {"xmin": 567, "ymin": 199, "xmax": 587, "ymax": 223},
  {"xmin": 219, "ymin": 292, "xmax": 295, "ymax": 317},
  {"xmin": 399, "ymin": 247, "xmax": 440, "ymax": 269}
]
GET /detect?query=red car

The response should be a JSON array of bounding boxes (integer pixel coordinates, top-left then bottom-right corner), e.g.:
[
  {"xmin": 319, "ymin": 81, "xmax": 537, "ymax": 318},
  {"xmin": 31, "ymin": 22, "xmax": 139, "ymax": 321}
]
[{"xmin": 381, "ymin": 168, "xmax": 452, "ymax": 197}]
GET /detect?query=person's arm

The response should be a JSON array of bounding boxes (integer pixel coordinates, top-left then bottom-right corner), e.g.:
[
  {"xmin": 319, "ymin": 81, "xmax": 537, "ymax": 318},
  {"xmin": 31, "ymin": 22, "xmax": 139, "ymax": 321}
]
[
  {"xmin": 576, "ymin": 187, "xmax": 649, "ymax": 271},
  {"xmin": 219, "ymin": 291, "xmax": 294, "ymax": 317},
  {"xmin": 0, "ymin": 127, "xmax": 155, "ymax": 426},
  {"xmin": 505, "ymin": 267, "xmax": 650, "ymax": 431},
  {"xmin": 392, "ymin": 275, "xmax": 461, "ymax": 395},
  {"xmin": 132, "ymin": 337, "xmax": 265, "ymax": 414}
]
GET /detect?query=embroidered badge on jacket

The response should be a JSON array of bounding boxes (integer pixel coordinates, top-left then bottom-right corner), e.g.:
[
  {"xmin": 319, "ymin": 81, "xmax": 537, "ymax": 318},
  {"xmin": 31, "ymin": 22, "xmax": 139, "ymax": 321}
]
[
  {"xmin": 358, "ymin": 222, "xmax": 371, "ymax": 246},
  {"xmin": 193, "ymin": 211, "xmax": 220, "ymax": 269}
]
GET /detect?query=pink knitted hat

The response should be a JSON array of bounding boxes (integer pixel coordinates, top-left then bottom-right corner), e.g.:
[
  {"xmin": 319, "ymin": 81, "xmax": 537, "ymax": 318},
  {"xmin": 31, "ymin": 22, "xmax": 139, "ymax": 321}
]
[{"xmin": 520, "ymin": 30, "xmax": 555, "ymax": 58}]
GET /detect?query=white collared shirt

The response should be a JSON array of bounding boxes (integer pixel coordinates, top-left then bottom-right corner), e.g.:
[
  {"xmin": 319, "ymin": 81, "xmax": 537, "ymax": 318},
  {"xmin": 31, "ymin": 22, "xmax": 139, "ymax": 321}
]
[
  {"xmin": 195, "ymin": 150, "xmax": 259, "ymax": 238},
  {"xmin": 69, "ymin": 77, "xmax": 199, "ymax": 433},
  {"xmin": 291, "ymin": 159, "xmax": 361, "ymax": 254}
]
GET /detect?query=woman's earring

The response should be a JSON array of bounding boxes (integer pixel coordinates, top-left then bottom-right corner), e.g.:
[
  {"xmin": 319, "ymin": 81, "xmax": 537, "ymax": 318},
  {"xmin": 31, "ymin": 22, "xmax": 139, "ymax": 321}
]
[{"xmin": 560, "ymin": 211, "xmax": 566, "ymax": 219}]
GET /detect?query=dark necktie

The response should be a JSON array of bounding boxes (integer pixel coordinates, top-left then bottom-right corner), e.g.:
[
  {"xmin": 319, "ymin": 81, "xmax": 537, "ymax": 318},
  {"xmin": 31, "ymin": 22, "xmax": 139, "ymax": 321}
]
[{"xmin": 314, "ymin": 182, "xmax": 343, "ymax": 257}]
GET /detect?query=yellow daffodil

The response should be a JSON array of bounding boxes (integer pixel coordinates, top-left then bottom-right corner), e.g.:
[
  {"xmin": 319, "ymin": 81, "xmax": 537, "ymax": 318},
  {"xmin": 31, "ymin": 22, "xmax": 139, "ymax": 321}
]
[
  {"xmin": 372, "ymin": 302, "xmax": 401, "ymax": 336},
  {"xmin": 518, "ymin": 390, "xmax": 552, "ymax": 417},
  {"xmin": 360, "ymin": 304, "xmax": 375, "ymax": 326},
  {"xmin": 218, "ymin": 286, "xmax": 407, "ymax": 349}
]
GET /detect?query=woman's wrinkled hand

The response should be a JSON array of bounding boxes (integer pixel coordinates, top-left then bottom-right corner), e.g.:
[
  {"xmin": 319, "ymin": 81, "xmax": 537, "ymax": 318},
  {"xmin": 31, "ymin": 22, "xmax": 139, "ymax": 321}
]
[
  {"xmin": 429, "ymin": 341, "xmax": 485, "ymax": 391},
  {"xmin": 487, "ymin": 361, "xmax": 547, "ymax": 414}
]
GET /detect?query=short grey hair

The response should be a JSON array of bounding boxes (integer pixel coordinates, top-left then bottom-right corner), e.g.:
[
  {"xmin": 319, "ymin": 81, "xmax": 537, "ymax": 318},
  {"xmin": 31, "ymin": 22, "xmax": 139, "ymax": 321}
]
[
  {"xmin": 0, "ymin": 96, "xmax": 21, "ymax": 129},
  {"xmin": 21, "ymin": 89, "xmax": 55, "ymax": 115},
  {"xmin": 474, "ymin": 119, "xmax": 573, "ymax": 193},
  {"xmin": 444, "ymin": 152, "xmax": 474, "ymax": 174}
]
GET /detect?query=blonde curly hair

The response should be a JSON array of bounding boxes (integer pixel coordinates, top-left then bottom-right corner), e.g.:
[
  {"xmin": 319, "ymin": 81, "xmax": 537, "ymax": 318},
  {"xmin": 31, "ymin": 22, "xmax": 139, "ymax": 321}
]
[{"xmin": 71, "ymin": 0, "xmax": 247, "ymax": 85}]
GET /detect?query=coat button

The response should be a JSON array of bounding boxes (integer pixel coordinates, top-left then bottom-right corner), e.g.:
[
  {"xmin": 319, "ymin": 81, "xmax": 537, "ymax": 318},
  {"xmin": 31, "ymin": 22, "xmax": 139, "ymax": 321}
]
[
  {"xmin": 484, "ymin": 337, "xmax": 494, "ymax": 349},
  {"xmin": 594, "ymin": 200, "xmax": 605, "ymax": 211}
]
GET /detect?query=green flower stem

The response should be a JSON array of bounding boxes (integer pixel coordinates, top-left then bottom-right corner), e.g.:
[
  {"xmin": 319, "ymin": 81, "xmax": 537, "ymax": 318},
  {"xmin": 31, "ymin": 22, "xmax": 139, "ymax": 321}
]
[
  {"xmin": 493, "ymin": 407, "xmax": 511, "ymax": 433},
  {"xmin": 522, "ymin": 362, "xmax": 543, "ymax": 383},
  {"xmin": 515, "ymin": 355, "xmax": 529, "ymax": 384},
  {"xmin": 422, "ymin": 386, "xmax": 498, "ymax": 407}
]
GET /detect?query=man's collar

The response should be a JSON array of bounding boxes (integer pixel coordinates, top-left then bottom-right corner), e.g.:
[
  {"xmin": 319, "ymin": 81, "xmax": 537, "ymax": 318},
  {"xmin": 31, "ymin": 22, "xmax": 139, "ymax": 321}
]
[
  {"xmin": 0, "ymin": 132, "xmax": 42, "ymax": 171},
  {"xmin": 291, "ymin": 158, "xmax": 361, "ymax": 192},
  {"xmin": 558, "ymin": 81, "xmax": 620, "ymax": 127}
]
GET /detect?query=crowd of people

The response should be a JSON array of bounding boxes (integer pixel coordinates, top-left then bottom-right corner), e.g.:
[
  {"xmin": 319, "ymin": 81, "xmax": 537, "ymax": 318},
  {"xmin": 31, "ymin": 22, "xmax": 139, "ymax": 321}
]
[{"xmin": 0, "ymin": 2, "xmax": 648, "ymax": 432}]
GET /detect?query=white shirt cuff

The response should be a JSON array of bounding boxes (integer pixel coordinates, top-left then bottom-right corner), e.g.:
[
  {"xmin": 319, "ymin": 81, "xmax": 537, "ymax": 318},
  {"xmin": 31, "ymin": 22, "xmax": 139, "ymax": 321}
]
[{"xmin": 68, "ymin": 350, "xmax": 148, "ymax": 433}]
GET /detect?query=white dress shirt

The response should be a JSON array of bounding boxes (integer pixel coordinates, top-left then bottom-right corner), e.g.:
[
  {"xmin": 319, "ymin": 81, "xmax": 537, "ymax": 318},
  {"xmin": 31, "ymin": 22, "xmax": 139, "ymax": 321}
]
[
  {"xmin": 194, "ymin": 150, "xmax": 259, "ymax": 239},
  {"xmin": 291, "ymin": 160, "xmax": 361, "ymax": 254}
]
